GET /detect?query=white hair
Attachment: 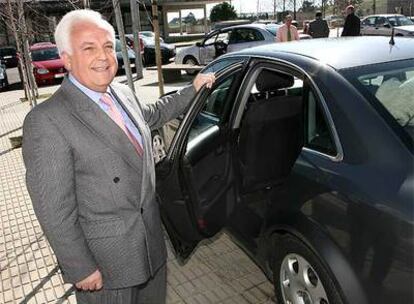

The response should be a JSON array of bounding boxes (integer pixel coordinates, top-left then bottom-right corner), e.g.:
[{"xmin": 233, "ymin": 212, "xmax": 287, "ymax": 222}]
[{"xmin": 54, "ymin": 9, "xmax": 115, "ymax": 55}]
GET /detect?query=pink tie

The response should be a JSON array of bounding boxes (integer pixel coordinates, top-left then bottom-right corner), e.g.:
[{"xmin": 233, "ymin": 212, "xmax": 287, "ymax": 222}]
[{"xmin": 99, "ymin": 93, "xmax": 144, "ymax": 156}]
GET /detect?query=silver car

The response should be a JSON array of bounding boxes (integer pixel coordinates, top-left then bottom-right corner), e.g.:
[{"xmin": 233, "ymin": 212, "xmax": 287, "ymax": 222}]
[
  {"xmin": 361, "ymin": 14, "xmax": 414, "ymax": 37},
  {"xmin": 175, "ymin": 24, "xmax": 275, "ymax": 67}
]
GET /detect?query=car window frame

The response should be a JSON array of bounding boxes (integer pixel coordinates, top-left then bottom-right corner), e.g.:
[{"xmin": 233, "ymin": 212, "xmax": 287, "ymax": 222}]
[
  {"xmin": 166, "ymin": 62, "xmax": 248, "ymax": 162},
  {"xmin": 232, "ymin": 57, "xmax": 344, "ymax": 162}
]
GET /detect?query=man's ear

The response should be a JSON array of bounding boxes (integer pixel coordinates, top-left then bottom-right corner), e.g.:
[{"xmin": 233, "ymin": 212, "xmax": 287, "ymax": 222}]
[{"xmin": 61, "ymin": 52, "xmax": 72, "ymax": 71}]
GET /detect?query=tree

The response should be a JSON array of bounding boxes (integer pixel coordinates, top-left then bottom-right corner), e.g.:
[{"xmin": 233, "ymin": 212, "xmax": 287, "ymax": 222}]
[
  {"xmin": 210, "ymin": 2, "xmax": 237, "ymax": 23},
  {"xmin": 183, "ymin": 12, "xmax": 197, "ymax": 25},
  {"xmin": 302, "ymin": 0, "xmax": 316, "ymax": 12}
]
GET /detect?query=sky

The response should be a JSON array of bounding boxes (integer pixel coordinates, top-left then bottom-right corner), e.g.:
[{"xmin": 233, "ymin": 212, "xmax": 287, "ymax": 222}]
[{"xmin": 167, "ymin": 0, "xmax": 303, "ymax": 22}]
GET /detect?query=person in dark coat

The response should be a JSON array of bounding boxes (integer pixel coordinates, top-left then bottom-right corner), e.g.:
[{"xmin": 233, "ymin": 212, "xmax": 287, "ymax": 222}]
[
  {"xmin": 341, "ymin": 5, "xmax": 361, "ymax": 36},
  {"xmin": 309, "ymin": 11, "xmax": 330, "ymax": 38}
]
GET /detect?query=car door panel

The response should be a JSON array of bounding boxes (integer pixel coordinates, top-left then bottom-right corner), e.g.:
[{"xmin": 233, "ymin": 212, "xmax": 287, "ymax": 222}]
[{"xmin": 156, "ymin": 62, "xmax": 247, "ymax": 259}]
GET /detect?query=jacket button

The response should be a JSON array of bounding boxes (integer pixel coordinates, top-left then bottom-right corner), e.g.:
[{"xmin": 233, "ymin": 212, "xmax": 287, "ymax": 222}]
[
  {"xmin": 140, "ymin": 208, "xmax": 144, "ymax": 214},
  {"xmin": 113, "ymin": 177, "xmax": 120, "ymax": 183}
]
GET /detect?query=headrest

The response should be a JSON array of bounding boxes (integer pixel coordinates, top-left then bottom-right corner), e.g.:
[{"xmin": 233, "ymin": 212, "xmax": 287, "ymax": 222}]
[{"xmin": 255, "ymin": 70, "xmax": 295, "ymax": 92}]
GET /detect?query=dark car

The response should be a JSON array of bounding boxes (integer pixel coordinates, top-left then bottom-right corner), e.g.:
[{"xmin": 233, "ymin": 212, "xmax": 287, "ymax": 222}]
[
  {"xmin": 115, "ymin": 39, "xmax": 136, "ymax": 74},
  {"xmin": 155, "ymin": 37, "xmax": 414, "ymax": 304},
  {"xmin": 0, "ymin": 46, "xmax": 18, "ymax": 68},
  {"xmin": 126, "ymin": 33, "xmax": 176, "ymax": 65},
  {"xmin": 0, "ymin": 60, "xmax": 9, "ymax": 90}
]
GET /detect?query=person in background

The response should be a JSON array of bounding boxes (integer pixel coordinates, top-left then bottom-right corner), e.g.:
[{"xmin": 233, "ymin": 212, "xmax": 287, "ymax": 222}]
[
  {"xmin": 22, "ymin": 9, "xmax": 215, "ymax": 304},
  {"xmin": 309, "ymin": 11, "xmax": 330, "ymax": 38},
  {"xmin": 341, "ymin": 5, "xmax": 361, "ymax": 36},
  {"xmin": 276, "ymin": 14, "xmax": 300, "ymax": 42}
]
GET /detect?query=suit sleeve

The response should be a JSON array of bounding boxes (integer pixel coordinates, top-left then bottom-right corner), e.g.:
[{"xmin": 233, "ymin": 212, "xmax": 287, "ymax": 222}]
[
  {"xmin": 22, "ymin": 109, "xmax": 98, "ymax": 284},
  {"xmin": 140, "ymin": 84, "xmax": 197, "ymax": 130},
  {"xmin": 342, "ymin": 18, "xmax": 349, "ymax": 36},
  {"xmin": 324, "ymin": 21, "xmax": 330, "ymax": 36},
  {"xmin": 294, "ymin": 27, "xmax": 300, "ymax": 40},
  {"xmin": 276, "ymin": 28, "xmax": 282, "ymax": 42}
]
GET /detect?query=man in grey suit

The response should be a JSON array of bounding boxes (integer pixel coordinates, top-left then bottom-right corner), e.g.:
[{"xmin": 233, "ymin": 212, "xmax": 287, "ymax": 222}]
[{"xmin": 22, "ymin": 9, "xmax": 215, "ymax": 304}]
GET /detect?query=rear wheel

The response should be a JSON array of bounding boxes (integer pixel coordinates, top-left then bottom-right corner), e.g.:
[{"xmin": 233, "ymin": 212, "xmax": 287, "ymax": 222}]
[
  {"xmin": 272, "ymin": 234, "xmax": 344, "ymax": 304},
  {"xmin": 183, "ymin": 56, "xmax": 198, "ymax": 75}
]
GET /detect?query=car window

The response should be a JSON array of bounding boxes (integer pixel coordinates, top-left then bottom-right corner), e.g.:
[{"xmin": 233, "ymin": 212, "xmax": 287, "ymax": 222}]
[
  {"xmin": 361, "ymin": 68, "xmax": 414, "ymax": 140},
  {"xmin": 362, "ymin": 17, "xmax": 376, "ymax": 26},
  {"xmin": 187, "ymin": 73, "xmax": 238, "ymax": 145},
  {"xmin": 389, "ymin": 16, "xmax": 414, "ymax": 26},
  {"xmin": 201, "ymin": 58, "xmax": 245, "ymax": 74},
  {"xmin": 376, "ymin": 17, "xmax": 388, "ymax": 26},
  {"xmin": 230, "ymin": 29, "xmax": 264, "ymax": 44},
  {"xmin": 204, "ymin": 34, "xmax": 218, "ymax": 46},
  {"xmin": 305, "ymin": 90, "xmax": 337, "ymax": 156},
  {"xmin": 31, "ymin": 47, "xmax": 60, "ymax": 61},
  {"xmin": 342, "ymin": 59, "xmax": 414, "ymax": 150}
]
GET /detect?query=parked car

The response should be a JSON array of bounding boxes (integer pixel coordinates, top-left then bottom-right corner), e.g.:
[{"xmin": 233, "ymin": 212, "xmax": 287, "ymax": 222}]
[
  {"xmin": 361, "ymin": 14, "xmax": 414, "ymax": 36},
  {"xmin": 115, "ymin": 39, "xmax": 136, "ymax": 74},
  {"xmin": 126, "ymin": 33, "xmax": 176, "ymax": 65},
  {"xmin": 0, "ymin": 60, "xmax": 9, "ymax": 91},
  {"xmin": 0, "ymin": 46, "xmax": 18, "ymax": 68},
  {"xmin": 156, "ymin": 36, "xmax": 414, "ymax": 304},
  {"xmin": 30, "ymin": 42, "xmax": 66, "ymax": 86},
  {"xmin": 175, "ymin": 24, "xmax": 275, "ymax": 69},
  {"xmin": 117, "ymin": 34, "xmax": 144, "ymax": 58}
]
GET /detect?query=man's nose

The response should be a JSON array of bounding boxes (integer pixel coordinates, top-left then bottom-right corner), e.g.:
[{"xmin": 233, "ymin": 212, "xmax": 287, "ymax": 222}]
[{"xmin": 96, "ymin": 47, "xmax": 109, "ymax": 60}]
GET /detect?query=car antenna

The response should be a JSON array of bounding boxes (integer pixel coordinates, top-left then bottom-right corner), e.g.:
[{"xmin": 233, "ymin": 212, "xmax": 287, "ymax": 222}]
[{"xmin": 389, "ymin": 28, "xmax": 395, "ymax": 46}]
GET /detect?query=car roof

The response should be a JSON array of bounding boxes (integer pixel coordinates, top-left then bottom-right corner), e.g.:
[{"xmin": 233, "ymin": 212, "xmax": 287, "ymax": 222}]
[
  {"xmin": 30, "ymin": 42, "xmax": 56, "ymax": 51},
  {"xmin": 216, "ymin": 23, "xmax": 268, "ymax": 32},
  {"xmin": 363, "ymin": 14, "xmax": 405, "ymax": 18},
  {"xmin": 232, "ymin": 36, "xmax": 414, "ymax": 70}
]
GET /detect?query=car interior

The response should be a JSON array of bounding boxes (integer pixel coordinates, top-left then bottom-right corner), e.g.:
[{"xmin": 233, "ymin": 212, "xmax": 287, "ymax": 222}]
[{"xmin": 239, "ymin": 69, "xmax": 304, "ymax": 193}]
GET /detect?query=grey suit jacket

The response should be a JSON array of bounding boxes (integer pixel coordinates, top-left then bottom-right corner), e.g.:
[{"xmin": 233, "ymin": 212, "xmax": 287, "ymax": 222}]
[{"xmin": 22, "ymin": 78, "xmax": 196, "ymax": 289}]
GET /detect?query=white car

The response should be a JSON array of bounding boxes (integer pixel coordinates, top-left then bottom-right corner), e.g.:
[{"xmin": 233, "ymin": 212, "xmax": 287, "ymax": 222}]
[
  {"xmin": 175, "ymin": 24, "xmax": 275, "ymax": 68},
  {"xmin": 361, "ymin": 14, "xmax": 414, "ymax": 37}
]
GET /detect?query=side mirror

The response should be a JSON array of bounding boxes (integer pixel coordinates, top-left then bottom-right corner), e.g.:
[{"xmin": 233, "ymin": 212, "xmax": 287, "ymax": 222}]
[
  {"xmin": 384, "ymin": 23, "xmax": 391, "ymax": 28},
  {"xmin": 195, "ymin": 42, "xmax": 202, "ymax": 47}
]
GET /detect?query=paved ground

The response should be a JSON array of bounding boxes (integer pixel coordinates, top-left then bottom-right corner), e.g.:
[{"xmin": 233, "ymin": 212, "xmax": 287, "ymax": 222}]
[{"xmin": 0, "ymin": 70, "xmax": 276, "ymax": 304}]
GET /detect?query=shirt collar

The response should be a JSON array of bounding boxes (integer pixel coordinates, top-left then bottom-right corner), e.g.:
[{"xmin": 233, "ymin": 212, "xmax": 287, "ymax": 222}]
[{"xmin": 68, "ymin": 73, "xmax": 111, "ymax": 104}]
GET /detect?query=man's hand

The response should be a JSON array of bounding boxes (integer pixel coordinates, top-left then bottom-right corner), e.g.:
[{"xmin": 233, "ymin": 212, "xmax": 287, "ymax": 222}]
[
  {"xmin": 193, "ymin": 72, "xmax": 216, "ymax": 92},
  {"xmin": 75, "ymin": 269, "xmax": 103, "ymax": 291}
]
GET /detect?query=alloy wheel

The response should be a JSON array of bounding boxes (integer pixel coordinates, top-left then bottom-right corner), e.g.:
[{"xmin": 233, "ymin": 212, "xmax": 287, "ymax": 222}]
[{"xmin": 280, "ymin": 253, "xmax": 329, "ymax": 304}]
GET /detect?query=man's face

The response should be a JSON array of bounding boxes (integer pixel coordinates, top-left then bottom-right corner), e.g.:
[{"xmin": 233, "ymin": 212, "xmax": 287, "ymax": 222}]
[
  {"xmin": 285, "ymin": 17, "xmax": 293, "ymax": 26},
  {"xmin": 346, "ymin": 8, "xmax": 353, "ymax": 15},
  {"xmin": 62, "ymin": 22, "xmax": 117, "ymax": 92}
]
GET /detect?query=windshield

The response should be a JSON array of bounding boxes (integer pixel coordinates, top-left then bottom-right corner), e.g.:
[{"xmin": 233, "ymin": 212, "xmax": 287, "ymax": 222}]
[
  {"xmin": 140, "ymin": 31, "xmax": 154, "ymax": 38},
  {"xmin": 342, "ymin": 59, "xmax": 414, "ymax": 150},
  {"xmin": 265, "ymin": 24, "xmax": 280, "ymax": 36},
  {"xmin": 0, "ymin": 48, "xmax": 16, "ymax": 57},
  {"xmin": 387, "ymin": 16, "xmax": 414, "ymax": 26},
  {"xmin": 31, "ymin": 47, "xmax": 60, "ymax": 61}
]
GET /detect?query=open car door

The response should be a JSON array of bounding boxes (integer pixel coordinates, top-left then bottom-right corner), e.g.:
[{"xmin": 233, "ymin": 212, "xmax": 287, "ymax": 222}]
[{"xmin": 156, "ymin": 61, "xmax": 247, "ymax": 260}]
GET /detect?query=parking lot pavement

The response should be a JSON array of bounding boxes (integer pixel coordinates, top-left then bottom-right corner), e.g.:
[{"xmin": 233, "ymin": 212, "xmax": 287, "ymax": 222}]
[{"xmin": 0, "ymin": 69, "xmax": 276, "ymax": 304}]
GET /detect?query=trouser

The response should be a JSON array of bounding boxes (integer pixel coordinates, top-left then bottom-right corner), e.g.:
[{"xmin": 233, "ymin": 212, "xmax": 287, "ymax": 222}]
[{"xmin": 75, "ymin": 264, "xmax": 167, "ymax": 304}]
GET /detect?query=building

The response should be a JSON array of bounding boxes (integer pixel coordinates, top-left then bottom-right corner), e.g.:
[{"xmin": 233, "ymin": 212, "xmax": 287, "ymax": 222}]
[
  {"xmin": 0, "ymin": 0, "xmax": 221, "ymax": 47},
  {"xmin": 361, "ymin": 0, "xmax": 413, "ymax": 16}
]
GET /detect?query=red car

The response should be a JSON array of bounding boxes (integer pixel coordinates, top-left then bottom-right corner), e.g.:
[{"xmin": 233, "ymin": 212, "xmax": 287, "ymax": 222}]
[{"xmin": 30, "ymin": 42, "xmax": 66, "ymax": 86}]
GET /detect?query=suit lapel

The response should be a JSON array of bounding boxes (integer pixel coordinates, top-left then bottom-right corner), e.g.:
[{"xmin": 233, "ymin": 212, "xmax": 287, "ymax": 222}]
[
  {"xmin": 110, "ymin": 85, "xmax": 152, "ymax": 158},
  {"xmin": 59, "ymin": 78, "xmax": 142, "ymax": 171}
]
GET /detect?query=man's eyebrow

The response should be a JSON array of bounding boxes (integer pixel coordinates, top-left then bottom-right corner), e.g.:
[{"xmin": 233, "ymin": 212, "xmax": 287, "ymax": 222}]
[{"xmin": 80, "ymin": 42, "xmax": 95, "ymax": 47}]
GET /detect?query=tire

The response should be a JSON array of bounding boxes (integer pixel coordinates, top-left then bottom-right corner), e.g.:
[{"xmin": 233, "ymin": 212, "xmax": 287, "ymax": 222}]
[
  {"xmin": 151, "ymin": 130, "xmax": 167, "ymax": 164},
  {"xmin": 272, "ymin": 234, "xmax": 344, "ymax": 304},
  {"xmin": 183, "ymin": 56, "xmax": 199, "ymax": 75}
]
